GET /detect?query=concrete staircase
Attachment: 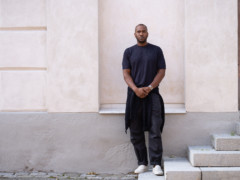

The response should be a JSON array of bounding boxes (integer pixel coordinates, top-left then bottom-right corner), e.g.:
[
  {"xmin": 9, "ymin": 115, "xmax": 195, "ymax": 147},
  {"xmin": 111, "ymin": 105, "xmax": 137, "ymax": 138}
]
[{"xmin": 139, "ymin": 122, "xmax": 240, "ymax": 180}]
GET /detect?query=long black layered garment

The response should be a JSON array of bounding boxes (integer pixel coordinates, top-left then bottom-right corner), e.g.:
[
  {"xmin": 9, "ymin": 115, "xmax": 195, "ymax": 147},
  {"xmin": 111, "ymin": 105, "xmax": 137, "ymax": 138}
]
[{"xmin": 124, "ymin": 87, "xmax": 165, "ymax": 133}]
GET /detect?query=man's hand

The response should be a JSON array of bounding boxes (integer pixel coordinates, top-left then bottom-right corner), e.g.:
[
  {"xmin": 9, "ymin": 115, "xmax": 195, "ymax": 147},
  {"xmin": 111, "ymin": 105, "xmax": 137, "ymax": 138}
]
[
  {"xmin": 142, "ymin": 87, "xmax": 151, "ymax": 94},
  {"xmin": 134, "ymin": 87, "xmax": 151, "ymax": 98}
]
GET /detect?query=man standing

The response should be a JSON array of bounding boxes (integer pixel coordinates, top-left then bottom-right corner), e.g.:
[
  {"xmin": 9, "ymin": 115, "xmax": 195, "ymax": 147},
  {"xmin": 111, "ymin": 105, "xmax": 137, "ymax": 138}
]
[{"xmin": 122, "ymin": 24, "xmax": 166, "ymax": 175}]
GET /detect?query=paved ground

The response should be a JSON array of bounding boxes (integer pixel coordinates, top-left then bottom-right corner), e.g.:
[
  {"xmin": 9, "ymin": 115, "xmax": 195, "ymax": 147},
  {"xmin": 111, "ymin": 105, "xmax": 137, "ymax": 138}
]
[{"xmin": 0, "ymin": 172, "xmax": 138, "ymax": 180}]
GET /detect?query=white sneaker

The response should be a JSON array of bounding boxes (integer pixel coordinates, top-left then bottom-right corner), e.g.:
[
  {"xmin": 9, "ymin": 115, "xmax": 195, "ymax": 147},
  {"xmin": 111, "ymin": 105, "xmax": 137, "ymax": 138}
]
[
  {"xmin": 152, "ymin": 165, "xmax": 163, "ymax": 176},
  {"xmin": 134, "ymin": 165, "xmax": 148, "ymax": 174}
]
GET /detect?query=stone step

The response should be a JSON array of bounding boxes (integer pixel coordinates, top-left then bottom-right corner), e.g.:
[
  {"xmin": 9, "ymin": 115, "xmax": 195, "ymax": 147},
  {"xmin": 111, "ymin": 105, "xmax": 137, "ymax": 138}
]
[
  {"xmin": 211, "ymin": 133, "xmax": 240, "ymax": 151},
  {"xmin": 188, "ymin": 146, "xmax": 240, "ymax": 167},
  {"xmin": 236, "ymin": 122, "xmax": 240, "ymax": 135},
  {"xmin": 138, "ymin": 171, "xmax": 164, "ymax": 180},
  {"xmin": 164, "ymin": 157, "xmax": 201, "ymax": 180},
  {"xmin": 201, "ymin": 167, "xmax": 240, "ymax": 180}
]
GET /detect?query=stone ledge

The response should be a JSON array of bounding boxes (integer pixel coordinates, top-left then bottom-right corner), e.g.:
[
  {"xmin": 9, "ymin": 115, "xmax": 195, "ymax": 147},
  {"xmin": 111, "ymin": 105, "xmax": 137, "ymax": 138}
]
[
  {"xmin": 138, "ymin": 171, "xmax": 164, "ymax": 180},
  {"xmin": 188, "ymin": 146, "xmax": 240, "ymax": 167},
  {"xmin": 211, "ymin": 133, "xmax": 240, "ymax": 151},
  {"xmin": 164, "ymin": 157, "xmax": 201, "ymax": 180},
  {"xmin": 99, "ymin": 103, "xmax": 186, "ymax": 114},
  {"xmin": 201, "ymin": 167, "xmax": 240, "ymax": 180}
]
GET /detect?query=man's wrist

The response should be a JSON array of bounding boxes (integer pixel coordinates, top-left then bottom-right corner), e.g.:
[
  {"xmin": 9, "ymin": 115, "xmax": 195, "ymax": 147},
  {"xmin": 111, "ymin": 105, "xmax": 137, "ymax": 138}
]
[
  {"xmin": 132, "ymin": 86, "xmax": 138, "ymax": 93},
  {"xmin": 148, "ymin": 85, "xmax": 153, "ymax": 91}
]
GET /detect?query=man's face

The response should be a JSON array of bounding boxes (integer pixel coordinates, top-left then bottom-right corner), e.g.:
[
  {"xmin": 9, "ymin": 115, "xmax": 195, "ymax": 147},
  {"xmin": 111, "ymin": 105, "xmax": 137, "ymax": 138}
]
[{"xmin": 134, "ymin": 25, "xmax": 148, "ymax": 44}]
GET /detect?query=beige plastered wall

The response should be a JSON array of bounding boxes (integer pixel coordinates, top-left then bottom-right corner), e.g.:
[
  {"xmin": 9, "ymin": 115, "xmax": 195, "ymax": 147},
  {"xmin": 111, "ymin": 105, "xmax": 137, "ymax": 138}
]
[
  {"xmin": 46, "ymin": 0, "xmax": 98, "ymax": 112},
  {"xmin": 0, "ymin": 0, "xmax": 239, "ymax": 174},
  {"xmin": 0, "ymin": 0, "xmax": 238, "ymax": 112},
  {"xmin": 0, "ymin": 0, "xmax": 47, "ymax": 111},
  {"xmin": 185, "ymin": 0, "xmax": 238, "ymax": 112},
  {"xmin": 99, "ymin": 0, "xmax": 185, "ymax": 105}
]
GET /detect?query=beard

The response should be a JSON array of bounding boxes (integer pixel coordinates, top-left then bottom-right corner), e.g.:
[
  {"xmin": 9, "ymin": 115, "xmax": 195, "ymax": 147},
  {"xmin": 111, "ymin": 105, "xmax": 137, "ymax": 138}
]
[
  {"xmin": 136, "ymin": 36, "xmax": 148, "ymax": 44},
  {"xmin": 137, "ymin": 39, "xmax": 147, "ymax": 44}
]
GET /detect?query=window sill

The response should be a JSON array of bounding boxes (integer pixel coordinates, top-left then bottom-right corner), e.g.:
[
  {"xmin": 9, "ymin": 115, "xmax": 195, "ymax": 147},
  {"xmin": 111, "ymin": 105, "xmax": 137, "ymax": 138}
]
[{"xmin": 99, "ymin": 103, "xmax": 186, "ymax": 114}]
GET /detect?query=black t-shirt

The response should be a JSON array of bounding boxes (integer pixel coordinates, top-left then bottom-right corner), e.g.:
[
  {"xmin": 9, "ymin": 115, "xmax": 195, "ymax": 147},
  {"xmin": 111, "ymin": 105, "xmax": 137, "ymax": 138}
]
[{"xmin": 122, "ymin": 43, "xmax": 166, "ymax": 87}]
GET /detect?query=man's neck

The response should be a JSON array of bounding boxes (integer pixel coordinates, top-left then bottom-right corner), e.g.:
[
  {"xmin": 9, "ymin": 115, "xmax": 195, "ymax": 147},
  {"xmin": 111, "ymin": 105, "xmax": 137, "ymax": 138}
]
[{"xmin": 137, "ymin": 42, "xmax": 148, "ymax": 47}]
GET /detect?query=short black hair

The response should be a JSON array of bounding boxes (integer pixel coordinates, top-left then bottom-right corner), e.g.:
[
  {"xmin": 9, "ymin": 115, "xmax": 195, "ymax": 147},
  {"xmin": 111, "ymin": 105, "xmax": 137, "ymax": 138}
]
[{"xmin": 135, "ymin": 24, "xmax": 148, "ymax": 32}]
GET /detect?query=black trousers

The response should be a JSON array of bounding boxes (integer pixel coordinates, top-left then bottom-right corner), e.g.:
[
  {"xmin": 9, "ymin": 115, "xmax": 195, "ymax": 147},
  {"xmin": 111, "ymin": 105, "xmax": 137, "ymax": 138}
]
[{"xmin": 129, "ymin": 93, "xmax": 163, "ymax": 166}]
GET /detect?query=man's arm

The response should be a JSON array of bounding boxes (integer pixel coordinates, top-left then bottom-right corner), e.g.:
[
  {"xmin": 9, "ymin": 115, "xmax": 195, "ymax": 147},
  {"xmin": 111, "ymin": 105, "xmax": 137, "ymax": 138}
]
[
  {"xmin": 150, "ymin": 69, "xmax": 166, "ymax": 88},
  {"xmin": 143, "ymin": 69, "xmax": 166, "ymax": 93},
  {"xmin": 123, "ymin": 69, "xmax": 148, "ymax": 98}
]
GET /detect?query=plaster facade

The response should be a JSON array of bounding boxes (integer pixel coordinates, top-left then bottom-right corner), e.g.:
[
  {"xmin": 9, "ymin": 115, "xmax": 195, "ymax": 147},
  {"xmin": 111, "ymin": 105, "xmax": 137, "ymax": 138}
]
[
  {"xmin": 99, "ymin": 0, "xmax": 185, "ymax": 104},
  {"xmin": 0, "ymin": 71, "xmax": 46, "ymax": 111},
  {"xmin": 185, "ymin": 0, "xmax": 238, "ymax": 112},
  {"xmin": 46, "ymin": 0, "xmax": 98, "ymax": 112},
  {"xmin": 0, "ymin": 112, "xmax": 238, "ymax": 173},
  {"xmin": 0, "ymin": 0, "xmax": 237, "ymax": 112},
  {"xmin": 0, "ymin": 0, "xmax": 239, "ymax": 174},
  {"xmin": 0, "ymin": 30, "xmax": 46, "ymax": 68},
  {"xmin": 0, "ymin": 0, "xmax": 46, "ymax": 27},
  {"xmin": 0, "ymin": 0, "xmax": 238, "ymax": 112},
  {"xmin": 0, "ymin": 0, "xmax": 47, "ymax": 112}
]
